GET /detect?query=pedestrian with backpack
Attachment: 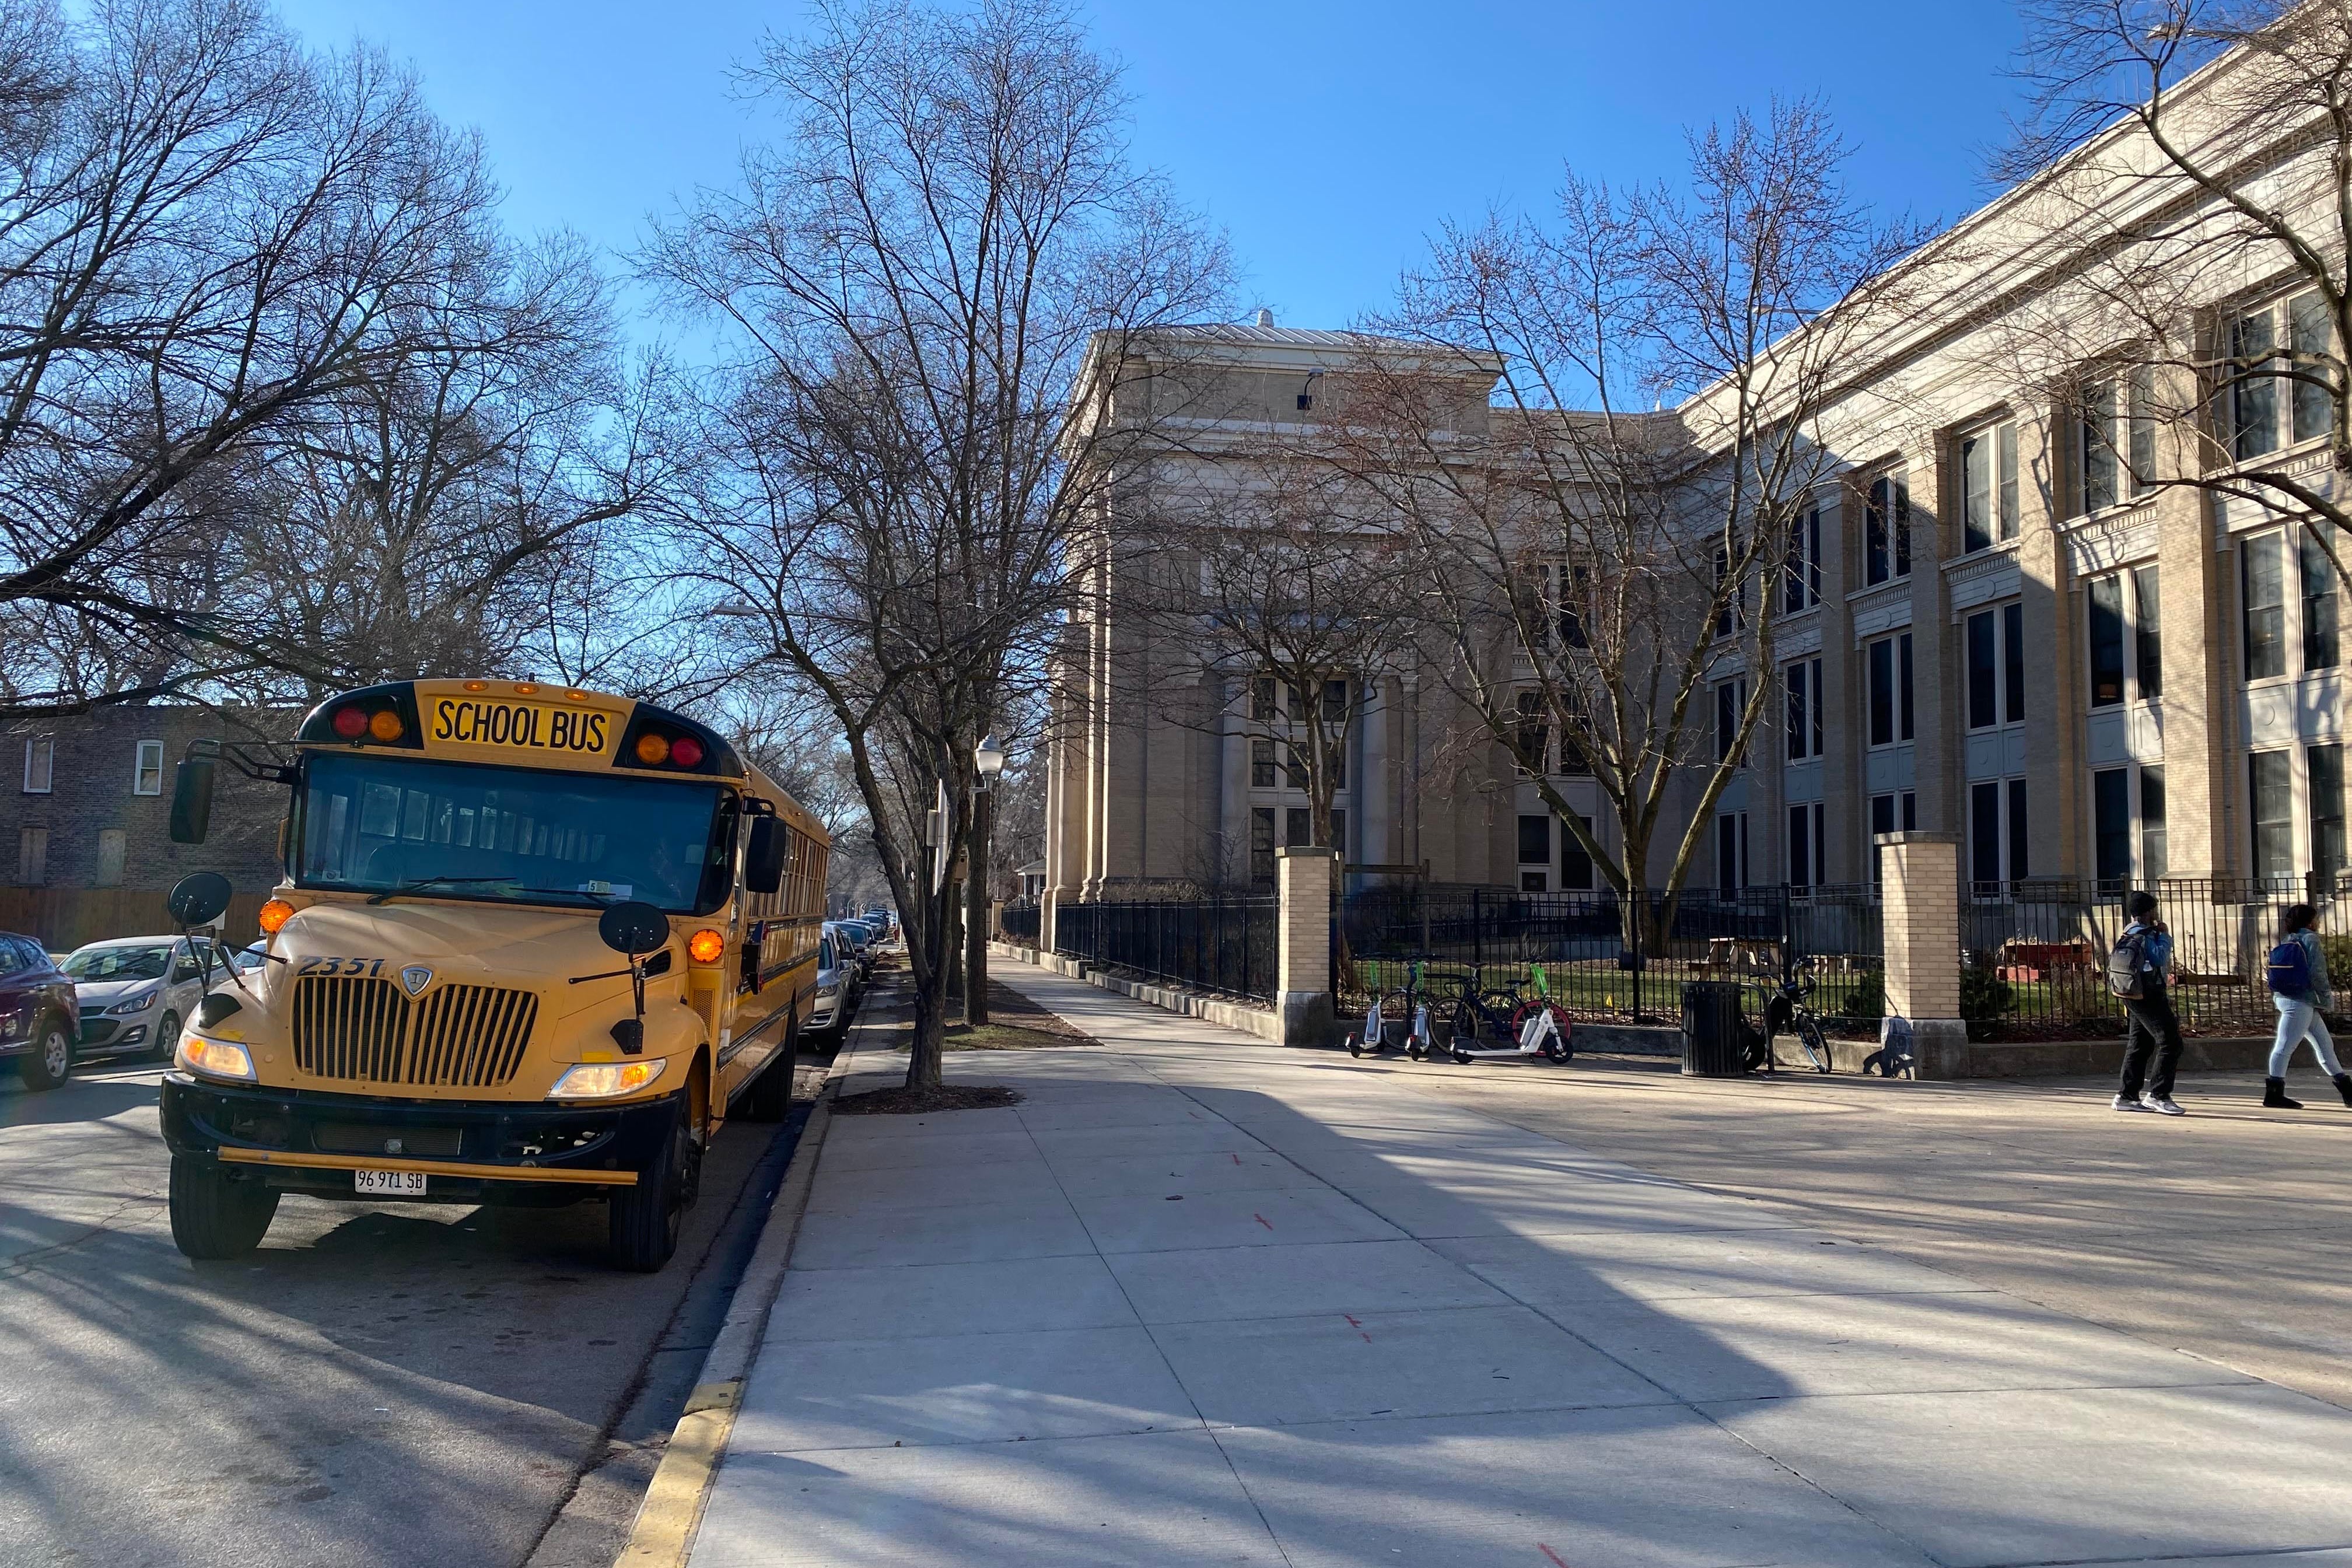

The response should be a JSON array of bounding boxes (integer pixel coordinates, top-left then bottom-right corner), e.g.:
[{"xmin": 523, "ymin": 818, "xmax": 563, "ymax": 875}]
[
  {"xmin": 2262, "ymin": 902, "xmax": 2350, "ymax": 1110},
  {"xmin": 2109, "ymin": 890, "xmax": 2187, "ymax": 1115}
]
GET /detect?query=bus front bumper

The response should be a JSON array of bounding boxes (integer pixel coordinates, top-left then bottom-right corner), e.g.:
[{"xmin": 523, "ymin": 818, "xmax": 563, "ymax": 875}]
[{"xmin": 159, "ymin": 1076, "xmax": 681, "ymax": 1200}]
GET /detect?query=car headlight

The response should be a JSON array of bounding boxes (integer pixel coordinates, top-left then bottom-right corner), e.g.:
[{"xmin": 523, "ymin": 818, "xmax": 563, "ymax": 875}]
[
  {"xmin": 107, "ymin": 991, "xmax": 158, "ymax": 1015},
  {"xmin": 177, "ymin": 1035, "xmax": 256, "ymax": 1082},
  {"xmin": 817, "ymin": 982, "xmax": 841, "ymax": 998},
  {"xmin": 547, "ymin": 1058, "xmax": 667, "ymax": 1101}
]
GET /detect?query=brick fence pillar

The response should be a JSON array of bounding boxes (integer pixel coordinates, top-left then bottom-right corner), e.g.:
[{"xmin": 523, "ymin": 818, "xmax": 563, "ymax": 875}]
[
  {"xmin": 1275, "ymin": 847, "xmax": 1336, "ymax": 1046},
  {"xmin": 1878, "ymin": 831, "xmax": 1966, "ymax": 1077}
]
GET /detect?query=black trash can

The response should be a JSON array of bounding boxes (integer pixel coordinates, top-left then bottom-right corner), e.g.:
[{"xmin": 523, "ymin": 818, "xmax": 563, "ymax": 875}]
[{"xmin": 1681, "ymin": 981, "xmax": 1745, "ymax": 1076}]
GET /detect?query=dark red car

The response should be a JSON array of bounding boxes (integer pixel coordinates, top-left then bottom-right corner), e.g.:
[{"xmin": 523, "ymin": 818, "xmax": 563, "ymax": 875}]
[{"xmin": 0, "ymin": 932, "xmax": 79, "ymax": 1091}]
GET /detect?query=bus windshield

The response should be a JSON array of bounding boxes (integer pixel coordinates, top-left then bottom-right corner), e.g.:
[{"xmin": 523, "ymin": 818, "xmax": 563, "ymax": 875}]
[{"xmin": 296, "ymin": 752, "xmax": 729, "ymax": 914}]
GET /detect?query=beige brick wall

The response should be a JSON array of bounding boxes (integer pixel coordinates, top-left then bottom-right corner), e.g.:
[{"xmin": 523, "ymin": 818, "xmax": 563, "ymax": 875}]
[
  {"xmin": 1880, "ymin": 833, "xmax": 1961, "ymax": 1020},
  {"xmin": 1276, "ymin": 846, "xmax": 1334, "ymax": 998}
]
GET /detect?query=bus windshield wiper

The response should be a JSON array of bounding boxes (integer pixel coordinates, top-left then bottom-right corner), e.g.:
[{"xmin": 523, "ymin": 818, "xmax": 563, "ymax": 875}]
[{"xmin": 366, "ymin": 876, "xmax": 518, "ymax": 906}]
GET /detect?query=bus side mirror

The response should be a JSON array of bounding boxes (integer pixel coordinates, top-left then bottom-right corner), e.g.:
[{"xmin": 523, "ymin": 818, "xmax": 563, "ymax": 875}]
[
  {"xmin": 745, "ymin": 818, "xmax": 787, "ymax": 895},
  {"xmin": 170, "ymin": 757, "xmax": 217, "ymax": 844},
  {"xmin": 169, "ymin": 872, "xmax": 233, "ymax": 929}
]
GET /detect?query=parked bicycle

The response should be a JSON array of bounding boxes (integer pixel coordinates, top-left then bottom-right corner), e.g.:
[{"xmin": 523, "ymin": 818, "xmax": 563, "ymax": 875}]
[{"xmin": 1752, "ymin": 974, "xmax": 1833, "ymax": 1073}]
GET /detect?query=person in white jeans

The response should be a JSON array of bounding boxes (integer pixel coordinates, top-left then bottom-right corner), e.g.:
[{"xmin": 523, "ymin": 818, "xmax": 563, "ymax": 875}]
[{"xmin": 2266, "ymin": 904, "xmax": 2351, "ymax": 1110}]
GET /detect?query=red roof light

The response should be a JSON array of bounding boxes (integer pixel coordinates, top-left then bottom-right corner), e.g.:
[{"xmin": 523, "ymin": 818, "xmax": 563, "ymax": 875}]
[
  {"xmin": 330, "ymin": 706, "xmax": 368, "ymax": 740},
  {"xmin": 669, "ymin": 735, "xmax": 705, "ymax": 768}
]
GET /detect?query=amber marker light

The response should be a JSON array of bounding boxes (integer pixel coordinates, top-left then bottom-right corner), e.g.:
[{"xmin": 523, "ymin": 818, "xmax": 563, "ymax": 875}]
[
  {"xmin": 565, "ymin": 690, "xmax": 590, "ymax": 701},
  {"xmin": 462, "ymin": 680, "xmax": 488, "ymax": 692},
  {"xmin": 257, "ymin": 899, "xmax": 295, "ymax": 934},
  {"xmin": 635, "ymin": 732, "xmax": 671, "ymax": 765},
  {"xmin": 367, "ymin": 708, "xmax": 405, "ymax": 742},
  {"xmin": 688, "ymin": 929, "xmax": 725, "ymax": 964},
  {"xmin": 513, "ymin": 682, "xmax": 541, "ymax": 695}
]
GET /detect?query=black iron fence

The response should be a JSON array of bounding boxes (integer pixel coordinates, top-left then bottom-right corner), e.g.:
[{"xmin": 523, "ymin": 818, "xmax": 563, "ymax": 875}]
[
  {"xmin": 998, "ymin": 898, "xmax": 1041, "ymax": 947},
  {"xmin": 1054, "ymin": 896, "xmax": 1279, "ymax": 1003},
  {"xmin": 1336, "ymin": 883, "xmax": 1886, "ymax": 1033},
  {"xmin": 1961, "ymin": 876, "xmax": 2350, "ymax": 1040}
]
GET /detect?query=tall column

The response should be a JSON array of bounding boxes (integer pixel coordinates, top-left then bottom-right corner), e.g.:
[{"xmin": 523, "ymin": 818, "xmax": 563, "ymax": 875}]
[
  {"xmin": 1275, "ymin": 846, "xmax": 1336, "ymax": 1046},
  {"xmin": 1879, "ymin": 831, "xmax": 1965, "ymax": 1077}
]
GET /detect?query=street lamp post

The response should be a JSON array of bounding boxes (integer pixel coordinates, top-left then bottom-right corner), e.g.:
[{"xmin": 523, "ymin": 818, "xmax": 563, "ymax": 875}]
[{"xmin": 968, "ymin": 734, "xmax": 1006, "ymax": 1026}]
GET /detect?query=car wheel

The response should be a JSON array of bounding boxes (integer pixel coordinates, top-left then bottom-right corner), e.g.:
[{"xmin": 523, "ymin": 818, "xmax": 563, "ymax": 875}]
[
  {"xmin": 152, "ymin": 1012, "xmax": 181, "ymax": 1063},
  {"xmin": 16, "ymin": 1016, "xmax": 72, "ymax": 1091},
  {"xmin": 169, "ymin": 1154, "xmax": 279, "ymax": 1260}
]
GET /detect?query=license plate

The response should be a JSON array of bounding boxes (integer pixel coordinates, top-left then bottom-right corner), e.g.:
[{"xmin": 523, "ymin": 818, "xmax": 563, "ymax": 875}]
[{"xmin": 355, "ymin": 1168, "xmax": 428, "ymax": 1196}]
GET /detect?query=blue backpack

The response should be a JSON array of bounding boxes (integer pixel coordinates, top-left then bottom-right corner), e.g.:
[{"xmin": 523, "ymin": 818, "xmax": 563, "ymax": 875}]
[{"xmin": 2266, "ymin": 937, "xmax": 2312, "ymax": 1000}]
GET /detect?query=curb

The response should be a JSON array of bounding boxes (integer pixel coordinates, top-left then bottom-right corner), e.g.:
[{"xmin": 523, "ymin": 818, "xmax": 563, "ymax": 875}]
[{"xmin": 612, "ymin": 995, "xmax": 901, "ymax": 1568}]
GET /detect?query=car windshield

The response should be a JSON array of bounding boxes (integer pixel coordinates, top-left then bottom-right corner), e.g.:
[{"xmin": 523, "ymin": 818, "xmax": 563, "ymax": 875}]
[
  {"xmin": 62, "ymin": 943, "xmax": 173, "ymax": 981},
  {"xmin": 297, "ymin": 752, "xmax": 729, "ymax": 914}
]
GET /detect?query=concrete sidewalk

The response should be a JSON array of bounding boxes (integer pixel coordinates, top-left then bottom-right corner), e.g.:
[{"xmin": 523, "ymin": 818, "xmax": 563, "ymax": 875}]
[{"xmin": 685, "ymin": 960, "xmax": 2352, "ymax": 1567}]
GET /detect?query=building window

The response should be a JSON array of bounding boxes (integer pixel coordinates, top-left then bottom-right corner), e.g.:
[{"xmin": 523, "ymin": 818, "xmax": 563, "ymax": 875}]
[
  {"xmin": 1960, "ymin": 419, "xmax": 2018, "ymax": 552},
  {"xmin": 1969, "ymin": 779, "xmax": 2029, "ymax": 891},
  {"xmin": 1967, "ymin": 610, "xmax": 1998, "ymax": 729},
  {"xmin": 1521, "ymin": 870, "xmax": 1548, "ymax": 892},
  {"xmin": 94, "ymin": 829, "xmax": 127, "ymax": 888},
  {"xmin": 1251, "ymin": 738, "xmax": 1276, "ymax": 789},
  {"xmin": 1331, "ymin": 807, "xmax": 1347, "ymax": 859},
  {"xmin": 2251, "ymin": 750, "xmax": 2295, "ymax": 880},
  {"xmin": 2311, "ymin": 744, "xmax": 2346, "ymax": 883},
  {"xmin": 1784, "ymin": 657, "xmax": 1824, "ymax": 761},
  {"xmin": 2087, "ymin": 568, "xmax": 2160, "ymax": 706},
  {"xmin": 2088, "ymin": 574, "xmax": 2126, "ymax": 706},
  {"xmin": 1284, "ymin": 743, "xmax": 1307, "ymax": 790},
  {"xmin": 1250, "ymin": 808, "xmax": 1275, "ymax": 889},
  {"xmin": 1714, "ymin": 678, "xmax": 1746, "ymax": 765},
  {"xmin": 2140, "ymin": 765, "xmax": 2167, "ymax": 880},
  {"xmin": 134, "ymin": 739, "xmax": 164, "ymax": 796},
  {"xmin": 1969, "ymin": 604, "xmax": 2029, "ymax": 732},
  {"xmin": 17, "ymin": 825, "xmax": 47, "ymax": 885},
  {"xmin": 2244, "ymin": 533, "xmax": 2288, "ymax": 680},
  {"xmin": 1787, "ymin": 802, "xmax": 1826, "ymax": 890},
  {"xmin": 1783, "ymin": 508, "xmax": 1823, "ymax": 611},
  {"xmin": 1715, "ymin": 811, "xmax": 1749, "ymax": 894},
  {"xmin": 2302, "ymin": 528, "xmax": 2340, "ymax": 671},
  {"xmin": 1251, "ymin": 677, "xmax": 1277, "ymax": 722},
  {"xmin": 1712, "ymin": 545, "xmax": 1748, "ymax": 638},
  {"xmin": 1866, "ymin": 633, "xmax": 1913, "ymax": 746},
  {"xmin": 2290, "ymin": 290, "xmax": 2336, "ymax": 445},
  {"xmin": 1867, "ymin": 790, "xmax": 1917, "ymax": 883},
  {"xmin": 1514, "ymin": 691, "xmax": 1549, "ymax": 776},
  {"xmin": 2231, "ymin": 290, "xmax": 2336, "ymax": 460},
  {"xmin": 21, "ymin": 736, "xmax": 52, "ymax": 794},
  {"xmin": 1321, "ymin": 678, "xmax": 1349, "ymax": 724},
  {"xmin": 2133, "ymin": 566, "xmax": 2162, "ymax": 700},
  {"xmin": 1286, "ymin": 806, "xmax": 1312, "ymax": 850},
  {"xmin": 1864, "ymin": 472, "xmax": 1910, "ymax": 586},
  {"xmin": 2093, "ymin": 767, "xmax": 2132, "ymax": 886},
  {"xmin": 1561, "ymin": 813, "xmax": 1594, "ymax": 891},
  {"xmin": 1517, "ymin": 814, "xmax": 1551, "ymax": 866}
]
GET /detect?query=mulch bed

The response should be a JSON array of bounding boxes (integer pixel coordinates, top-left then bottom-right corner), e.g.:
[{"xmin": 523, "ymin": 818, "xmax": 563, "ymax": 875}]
[
  {"xmin": 832, "ymin": 1084, "xmax": 1026, "ymax": 1116},
  {"xmin": 972, "ymin": 979, "xmax": 1097, "ymax": 1042}
]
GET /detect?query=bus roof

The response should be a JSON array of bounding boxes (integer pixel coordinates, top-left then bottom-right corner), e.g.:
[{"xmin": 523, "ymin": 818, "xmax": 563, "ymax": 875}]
[{"xmin": 290, "ymin": 681, "xmax": 828, "ymax": 844}]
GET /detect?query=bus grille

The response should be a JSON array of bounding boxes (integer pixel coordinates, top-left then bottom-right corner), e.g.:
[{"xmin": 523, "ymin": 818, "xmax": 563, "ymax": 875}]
[{"xmin": 290, "ymin": 977, "xmax": 538, "ymax": 1088}]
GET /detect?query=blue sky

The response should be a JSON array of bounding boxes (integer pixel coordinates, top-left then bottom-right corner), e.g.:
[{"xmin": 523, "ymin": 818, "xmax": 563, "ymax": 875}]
[{"xmin": 275, "ymin": 1, "xmax": 2034, "ymax": 332}]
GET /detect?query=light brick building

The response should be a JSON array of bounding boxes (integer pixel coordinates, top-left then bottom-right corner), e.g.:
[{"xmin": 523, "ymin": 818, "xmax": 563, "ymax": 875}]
[{"xmin": 1045, "ymin": 51, "xmax": 2346, "ymax": 942}]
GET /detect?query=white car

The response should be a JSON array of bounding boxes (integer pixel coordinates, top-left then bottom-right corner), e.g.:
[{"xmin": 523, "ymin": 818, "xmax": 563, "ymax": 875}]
[
  {"xmin": 807, "ymin": 928, "xmax": 852, "ymax": 1043},
  {"xmin": 58, "ymin": 935, "xmax": 236, "ymax": 1062}
]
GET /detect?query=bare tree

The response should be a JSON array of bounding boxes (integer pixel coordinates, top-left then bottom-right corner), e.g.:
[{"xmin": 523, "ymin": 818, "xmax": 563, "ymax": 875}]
[
  {"xmin": 1344, "ymin": 102, "xmax": 1927, "ymax": 925},
  {"xmin": 0, "ymin": 0, "xmax": 659, "ymax": 716},
  {"xmin": 645, "ymin": 0, "xmax": 1228, "ymax": 1088},
  {"xmin": 1133, "ymin": 439, "xmax": 1423, "ymax": 874},
  {"xmin": 1994, "ymin": 2, "xmax": 2352, "ymax": 586}
]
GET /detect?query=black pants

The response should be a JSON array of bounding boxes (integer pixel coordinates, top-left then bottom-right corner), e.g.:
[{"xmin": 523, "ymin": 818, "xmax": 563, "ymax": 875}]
[{"xmin": 2119, "ymin": 986, "xmax": 2185, "ymax": 1101}]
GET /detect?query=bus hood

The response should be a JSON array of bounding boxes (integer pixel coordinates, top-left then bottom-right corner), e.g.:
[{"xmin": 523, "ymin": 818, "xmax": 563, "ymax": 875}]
[{"xmin": 271, "ymin": 899, "xmax": 676, "ymax": 1009}]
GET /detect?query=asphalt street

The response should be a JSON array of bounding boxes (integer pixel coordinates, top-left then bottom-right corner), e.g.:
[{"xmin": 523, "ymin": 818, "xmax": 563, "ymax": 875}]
[{"xmin": 0, "ymin": 1055, "xmax": 818, "ymax": 1568}]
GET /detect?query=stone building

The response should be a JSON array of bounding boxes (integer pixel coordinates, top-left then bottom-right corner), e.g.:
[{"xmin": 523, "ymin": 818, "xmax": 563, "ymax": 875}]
[{"xmin": 1042, "ymin": 43, "xmax": 2348, "ymax": 942}]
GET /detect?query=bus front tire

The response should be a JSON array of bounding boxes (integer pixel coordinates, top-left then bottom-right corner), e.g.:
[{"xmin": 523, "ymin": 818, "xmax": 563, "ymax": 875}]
[
  {"xmin": 169, "ymin": 1156, "xmax": 279, "ymax": 1261},
  {"xmin": 609, "ymin": 1116, "xmax": 687, "ymax": 1272}
]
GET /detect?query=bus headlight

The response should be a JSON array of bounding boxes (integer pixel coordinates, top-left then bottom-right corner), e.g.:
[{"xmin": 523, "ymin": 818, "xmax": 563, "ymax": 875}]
[
  {"xmin": 178, "ymin": 1035, "xmax": 256, "ymax": 1082},
  {"xmin": 548, "ymin": 1059, "xmax": 667, "ymax": 1100}
]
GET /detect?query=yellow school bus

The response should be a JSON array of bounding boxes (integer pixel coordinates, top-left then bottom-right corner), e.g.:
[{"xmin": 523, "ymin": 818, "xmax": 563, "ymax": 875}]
[{"xmin": 159, "ymin": 679, "xmax": 830, "ymax": 1270}]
